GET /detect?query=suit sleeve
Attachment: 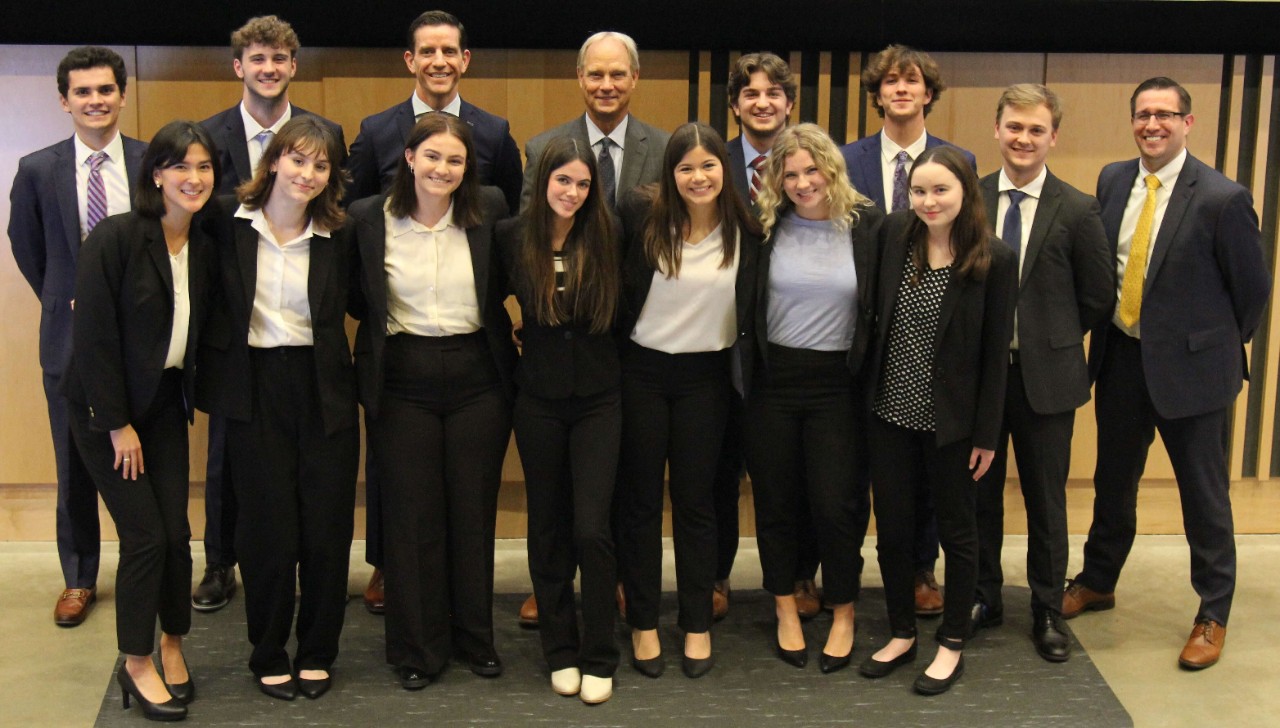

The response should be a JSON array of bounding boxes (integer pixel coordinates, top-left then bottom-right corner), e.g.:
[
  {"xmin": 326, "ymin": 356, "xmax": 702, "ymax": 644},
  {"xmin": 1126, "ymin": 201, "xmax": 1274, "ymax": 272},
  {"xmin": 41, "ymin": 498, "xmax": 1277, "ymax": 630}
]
[
  {"xmin": 1214, "ymin": 187, "xmax": 1271, "ymax": 342},
  {"xmin": 1071, "ymin": 195, "xmax": 1116, "ymax": 332},
  {"xmin": 492, "ymin": 123, "xmax": 523, "ymax": 216},
  {"xmin": 8, "ymin": 158, "xmax": 47, "ymax": 297},
  {"xmin": 72, "ymin": 218, "xmax": 131, "ymax": 431},
  {"xmin": 972, "ymin": 244, "xmax": 1018, "ymax": 449},
  {"xmin": 344, "ymin": 118, "xmax": 379, "ymax": 206}
]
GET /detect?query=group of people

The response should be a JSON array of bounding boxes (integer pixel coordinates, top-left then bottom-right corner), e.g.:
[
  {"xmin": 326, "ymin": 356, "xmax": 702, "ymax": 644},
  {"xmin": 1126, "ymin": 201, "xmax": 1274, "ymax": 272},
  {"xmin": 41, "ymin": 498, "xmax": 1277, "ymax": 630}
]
[{"xmin": 8, "ymin": 8, "xmax": 1269, "ymax": 721}]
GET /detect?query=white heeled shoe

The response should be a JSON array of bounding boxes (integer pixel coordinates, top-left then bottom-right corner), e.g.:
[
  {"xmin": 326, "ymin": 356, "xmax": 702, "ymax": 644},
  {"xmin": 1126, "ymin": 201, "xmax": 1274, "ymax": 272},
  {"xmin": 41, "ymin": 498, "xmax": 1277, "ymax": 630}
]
[
  {"xmin": 550, "ymin": 667, "xmax": 581, "ymax": 696},
  {"xmin": 579, "ymin": 674, "xmax": 613, "ymax": 704}
]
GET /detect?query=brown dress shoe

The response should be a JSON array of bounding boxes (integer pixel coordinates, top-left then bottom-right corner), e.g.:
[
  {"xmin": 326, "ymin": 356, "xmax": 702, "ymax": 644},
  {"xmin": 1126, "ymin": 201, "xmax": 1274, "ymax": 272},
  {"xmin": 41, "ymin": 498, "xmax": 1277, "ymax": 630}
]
[
  {"xmin": 1178, "ymin": 620, "xmax": 1226, "ymax": 669},
  {"xmin": 794, "ymin": 579, "xmax": 821, "ymax": 620},
  {"xmin": 54, "ymin": 587, "xmax": 96, "ymax": 627},
  {"xmin": 363, "ymin": 569, "xmax": 385, "ymax": 615},
  {"xmin": 519, "ymin": 593, "xmax": 539, "ymax": 628},
  {"xmin": 712, "ymin": 580, "xmax": 730, "ymax": 621},
  {"xmin": 913, "ymin": 571, "xmax": 943, "ymax": 617},
  {"xmin": 1061, "ymin": 580, "xmax": 1115, "ymax": 619}
]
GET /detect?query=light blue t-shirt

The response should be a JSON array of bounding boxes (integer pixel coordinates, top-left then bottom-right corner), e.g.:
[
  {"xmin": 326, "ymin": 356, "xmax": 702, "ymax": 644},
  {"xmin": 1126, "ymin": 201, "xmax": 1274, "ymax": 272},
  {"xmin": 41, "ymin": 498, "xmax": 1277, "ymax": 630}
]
[{"xmin": 765, "ymin": 213, "xmax": 858, "ymax": 351}]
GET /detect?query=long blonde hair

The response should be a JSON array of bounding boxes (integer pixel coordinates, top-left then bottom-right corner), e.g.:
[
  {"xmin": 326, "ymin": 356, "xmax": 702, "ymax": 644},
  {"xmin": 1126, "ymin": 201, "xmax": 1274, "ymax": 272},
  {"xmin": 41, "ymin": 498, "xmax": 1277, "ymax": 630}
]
[{"xmin": 756, "ymin": 123, "xmax": 872, "ymax": 237}]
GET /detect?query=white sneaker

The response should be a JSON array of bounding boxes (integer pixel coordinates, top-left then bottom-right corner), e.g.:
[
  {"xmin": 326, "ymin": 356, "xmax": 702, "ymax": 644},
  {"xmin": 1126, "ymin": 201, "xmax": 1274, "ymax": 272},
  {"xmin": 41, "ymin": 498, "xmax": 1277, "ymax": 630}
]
[
  {"xmin": 551, "ymin": 667, "xmax": 581, "ymax": 696},
  {"xmin": 579, "ymin": 674, "xmax": 613, "ymax": 704}
]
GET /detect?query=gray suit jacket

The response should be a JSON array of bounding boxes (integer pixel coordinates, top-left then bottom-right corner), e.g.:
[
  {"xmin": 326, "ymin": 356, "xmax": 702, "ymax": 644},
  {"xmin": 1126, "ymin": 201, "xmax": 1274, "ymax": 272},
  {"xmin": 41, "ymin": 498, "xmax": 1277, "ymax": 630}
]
[{"xmin": 520, "ymin": 114, "xmax": 669, "ymax": 212}]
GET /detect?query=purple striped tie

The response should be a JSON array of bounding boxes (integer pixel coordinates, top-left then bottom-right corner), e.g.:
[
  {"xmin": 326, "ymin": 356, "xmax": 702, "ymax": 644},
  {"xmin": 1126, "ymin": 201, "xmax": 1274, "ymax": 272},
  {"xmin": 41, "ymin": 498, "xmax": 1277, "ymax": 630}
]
[{"xmin": 86, "ymin": 151, "xmax": 108, "ymax": 233}]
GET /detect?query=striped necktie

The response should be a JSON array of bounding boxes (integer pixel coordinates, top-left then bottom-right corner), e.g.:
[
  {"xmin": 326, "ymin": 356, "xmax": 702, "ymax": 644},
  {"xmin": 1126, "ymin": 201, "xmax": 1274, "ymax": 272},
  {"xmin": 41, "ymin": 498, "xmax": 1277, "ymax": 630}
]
[{"xmin": 86, "ymin": 150, "xmax": 108, "ymax": 234}]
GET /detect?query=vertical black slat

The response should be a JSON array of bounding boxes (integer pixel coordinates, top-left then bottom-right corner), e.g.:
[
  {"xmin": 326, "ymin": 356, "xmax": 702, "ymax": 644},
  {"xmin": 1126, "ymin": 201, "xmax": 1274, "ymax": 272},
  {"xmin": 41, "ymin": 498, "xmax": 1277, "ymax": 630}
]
[
  {"xmin": 828, "ymin": 52, "xmax": 850, "ymax": 145},
  {"xmin": 709, "ymin": 50, "xmax": 730, "ymax": 137},
  {"xmin": 1237, "ymin": 55, "xmax": 1265, "ymax": 476},
  {"xmin": 799, "ymin": 51, "xmax": 820, "ymax": 124},
  {"xmin": 1261, "ymin": 61, "xmax": 1280, "ymax": 477},
  {"xmin": 688, "ymin": 50, "xmax": 700, "ymax": 124},
  {"xmin": 857, "ymin": 50, "xmax": 870, "ymax": 141},
  {"xmin": 1215, "ymin": 54, "xmax": 1234, "ymax": 173}
]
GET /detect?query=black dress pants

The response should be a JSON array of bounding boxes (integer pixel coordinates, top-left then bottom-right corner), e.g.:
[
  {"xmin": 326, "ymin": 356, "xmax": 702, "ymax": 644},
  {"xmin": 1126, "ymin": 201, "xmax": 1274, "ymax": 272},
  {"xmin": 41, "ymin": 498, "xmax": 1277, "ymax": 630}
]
[
  {"xmin": 514, "ymin": 388, "xmax": 621, "ymax": 678},
  {"xmin": 45, "ymin": 371, "xmax": 100, "ymax": 589},
  {"xmin": 228, "ymin": 347, "xmax": 358, "ymax": 677},
  {"xmin": 712, "ymin": 396, "xmax": 743, "ymax": 583},
  {"xmin": 71, "ymin": 369, "xmax": 191, "ymax": 655},
  {"xmin": 619, "ymin": 343, "xmax": 730, "ymax": 634},
  {"xmin": 745, "ymin": 345, "xmax": 865, "ymax": 604},
  {"xmin": 370, "ymin": 333, "xmax": 511, "ymax": 675},
  {"xmin": 870, "ymin": 414, "xmax": 978, "ymax": 649},
  {"xmin": 201, "ymin": 413, "xmax": 237, "ymax": 567}
]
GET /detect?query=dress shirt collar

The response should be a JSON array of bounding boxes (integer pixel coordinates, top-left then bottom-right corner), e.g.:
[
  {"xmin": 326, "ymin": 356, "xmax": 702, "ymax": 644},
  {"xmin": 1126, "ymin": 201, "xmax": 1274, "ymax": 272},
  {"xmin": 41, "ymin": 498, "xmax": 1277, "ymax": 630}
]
[
  {"xmin": 880, "ymin": 129, "xmax": 927, "ymax": 165},
  {"xmin": 997, "ymin": 165, "xmax": 1047, "ymax": 198},
  {"xmin": 742, "ymin": 134, "xmax": 771, "ymax": 160},
  {"xmin": 585, "ymin": 113, "xmax": 629, "ymax": 151},
  {"xmin": 411, "ymin": 92, "xmax": 462, "ymax": 118},
  {"xmin": 235, "ymin": 203, "xmax": 329, "ymax": 245},
  {"xmin": 1140, "ymin": 147, "xmax": 1188, "ymax": 190},
  {"xmin": 388, "ymin": 199, "xmax": 456, "ymax": 236},
  {"xmin": 73, "ymin": 130, "xmax": 124, "ymax": 167},
  {"xmin": 240, "ymin": 101, "xmax": 292, "ymax": 143}
]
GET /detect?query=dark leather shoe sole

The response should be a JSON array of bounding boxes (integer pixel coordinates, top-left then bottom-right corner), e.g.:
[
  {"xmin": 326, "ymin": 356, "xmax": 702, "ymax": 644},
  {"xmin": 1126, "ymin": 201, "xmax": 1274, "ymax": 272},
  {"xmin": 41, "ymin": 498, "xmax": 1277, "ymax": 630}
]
[
  {"xmin": 914, "ymin": 656, "xmax": 964, "ymax": 695},
  {"xmin": 859, "ymin": 644, "xmax": 917, "ymax": 679}
]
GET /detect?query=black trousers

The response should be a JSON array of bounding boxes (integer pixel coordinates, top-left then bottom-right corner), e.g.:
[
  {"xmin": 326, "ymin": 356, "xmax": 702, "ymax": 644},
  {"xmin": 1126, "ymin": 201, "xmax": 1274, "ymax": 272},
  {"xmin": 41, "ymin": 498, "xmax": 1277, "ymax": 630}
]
[
  {"xmin": 514, "ymin": 388, "xmax": 621, "ymax": 678},
  {"xmin": 1079, "ymin": 327, "xmax": 1236, "ymax": 625},
  {"xmin": 228, "ymin": 347, "xmax": 358, "ymax": 677},
  {"xmin": 371, "ymin": 333, "xmax": 511, "ymax": 675},
  {"xmin": 746, "ymin": 345, "xmax": 866, "ymax": 604},
  {"xmin": 618, "ymin": 343, "xmax": 730, "ymax": 634},
  {"xmin": 712, "ymin": 396, "xmax": 743, "ymax": 582},
  {"xmin": 45, "ymin": 372, "xmax": 100, "ymax": 589},
  {"xmin": 201, "ymin": 413, "xmax": 237, "ymax": 567},
  {"xmin": 71, "ymin": 369, "xmax": 191, "ymax": 655},
  {"xmin": 976, "ymin": 361, "xmax": 1073, "ymax": 615},
  {"xmin": 870, "ymin": 414, "xmax": 978, "ymax": 649}
]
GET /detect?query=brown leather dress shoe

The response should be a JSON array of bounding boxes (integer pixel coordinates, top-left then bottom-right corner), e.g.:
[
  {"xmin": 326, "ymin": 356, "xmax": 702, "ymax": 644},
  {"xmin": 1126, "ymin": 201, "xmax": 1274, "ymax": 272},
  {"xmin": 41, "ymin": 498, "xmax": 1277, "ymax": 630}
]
[
  {"xmin": 712, "ymin": 580, "xmax": 730, "ymax": 621},
  {"xmin": 914, "ymin": 571, "xmax": 943, "ymax": 617},
  {"xmin": 363, "ymin": 569, "xmax": 385, "ymax": 615},
  {"xmin": 54, "ymin": 587, "xmax": 96, "ymax": 627},
  {"xmin": 1178, "ymin": 619, "xmax": 1226, "ymax": 669},
  {"xmin": 1061, "ymin": 580, "xmax": 1115, "ymax": 619},
  {"xmin": 794, "ymin": 579, "xmax": 821, "ymax": 620},
  {"xmin": 519, "ymin": 593, "xmax": 539, "ymax": 628}
]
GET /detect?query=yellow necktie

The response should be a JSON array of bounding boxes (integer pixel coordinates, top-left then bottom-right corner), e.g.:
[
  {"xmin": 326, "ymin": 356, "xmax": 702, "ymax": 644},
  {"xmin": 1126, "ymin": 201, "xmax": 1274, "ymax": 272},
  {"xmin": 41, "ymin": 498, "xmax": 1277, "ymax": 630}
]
[{"xmin": 1119, "ymin": 174, "xmax": 1161, "ymax": 327}]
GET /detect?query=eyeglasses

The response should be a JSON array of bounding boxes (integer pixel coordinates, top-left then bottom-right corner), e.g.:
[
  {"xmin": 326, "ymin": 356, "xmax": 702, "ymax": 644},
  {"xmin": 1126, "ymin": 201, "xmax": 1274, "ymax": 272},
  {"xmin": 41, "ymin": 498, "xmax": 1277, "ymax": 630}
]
[{"xmin": 1132, "ymin": 111, "xmax": 1185, "ymax": 124}]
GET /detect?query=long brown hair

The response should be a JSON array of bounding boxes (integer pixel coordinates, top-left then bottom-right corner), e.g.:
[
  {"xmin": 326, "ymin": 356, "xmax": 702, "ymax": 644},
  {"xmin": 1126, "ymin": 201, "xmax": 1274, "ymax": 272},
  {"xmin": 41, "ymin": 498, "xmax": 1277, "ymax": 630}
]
[
  {"xmin": 905, "ymin": 145, "xmax": 990, "ymax": 282},
  {"xmin": 387, "ymin": 112, "xmax": 483, "ymax": 227},
  {"xmin": 237, "ymin": 116, "xmax": 347, "ymax": 231},
  {"xmin": 641, "ymin": 122, "xmax": 760, "ymax": 278},
  {"xmin": 517, "ymin": 136, "xmax": 619, "ymax": 333}
]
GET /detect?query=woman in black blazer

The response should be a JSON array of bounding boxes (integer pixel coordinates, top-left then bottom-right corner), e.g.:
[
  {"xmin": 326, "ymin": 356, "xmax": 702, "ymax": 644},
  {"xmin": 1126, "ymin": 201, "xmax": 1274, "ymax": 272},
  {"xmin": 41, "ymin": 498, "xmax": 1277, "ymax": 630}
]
[
  {"xmin": 66, "ymin": 121, "xmax": 219, "ymax": 721},
  {"xmin": 858, "ymin": 145, "xmax": 1016, "ymax": 694},
  {"xmin": 495, "ymin": 136, "xmax": 622, "ymax": 704},
  {"xmin": 346, "ymin": 112, "xmax": 516, "ymax": 691},
  {"xmin": 746, "ymin": 123, "xmax": 883, "ymax": 674},
  {"xmin": 196, "ymin": 116, "xmax": 355, "ymax": 701},
  {"xmin": 617, "ymin": 122, "xmax": 760, "ymax": 679}
]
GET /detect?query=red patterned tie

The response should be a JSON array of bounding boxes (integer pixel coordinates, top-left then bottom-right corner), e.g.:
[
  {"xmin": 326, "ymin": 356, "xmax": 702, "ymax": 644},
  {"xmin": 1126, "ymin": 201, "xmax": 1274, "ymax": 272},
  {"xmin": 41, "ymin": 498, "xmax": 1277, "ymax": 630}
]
[
  {"xmin": 86, "ymin": 150, "xmax": 108, "ymax": 234},
  {"xmin": 749, "ymin": 154, "xmax": 767, "ymax": 203}
]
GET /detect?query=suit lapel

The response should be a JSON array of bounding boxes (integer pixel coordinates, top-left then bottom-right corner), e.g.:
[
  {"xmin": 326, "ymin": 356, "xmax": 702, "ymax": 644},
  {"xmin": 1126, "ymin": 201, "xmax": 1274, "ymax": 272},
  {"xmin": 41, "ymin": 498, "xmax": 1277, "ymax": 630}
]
[
  {"xmin": 358, "ymin": 200, "xmax": 389, "ymax": 331},
  {"xmin": 620, "ymin": 118, "xmax": 649, "ymax": 194},
  {"xmin": 308, "ymin": 233, "xmax": 331, "ymax": 317},
  {"xmin": 224, "ymin": 110, "xmax": 253, "ymax": 184},
  {"xmin": 1144, "ymin": 158, "xmax": 1197, "ymax": 290},
  {"xmin": 54, "ymin": 139, "xmax": 82, "ymax": 258},
  {"xmin": 145, "ymin": 221, "xmax": 175, "ymax": 305},
  {"xmin": 1101, "ymin": 161, "xmax": 1138, "ymax": 253},
  {"xmin": 728, "ymin": 135, "xmax": 750, "ymax": 207},
  {"xmin": 879, "ymin": 229, "xmax": 909, "ymax": 338},
  {"xmin": 1021, "ymin": 174, "xmax": 1062, "ymax": 287},
  {"xmin": 859, "ymin": 139, "xmax": 885, "ymax": 209},
  {"xmin": 981, "ymin": 174, "xmax": 1000, "ymax": 230},
  {"xmin": 234, "ymin": 218, "xmax": 260, "ymax": 313},
  {"xmin": 395, "ymin": 100, "xmax": 415, "ymax": 146},
  {"xmin": 466, "ymin": 222, "xmax": 490, "ymax": 317}
]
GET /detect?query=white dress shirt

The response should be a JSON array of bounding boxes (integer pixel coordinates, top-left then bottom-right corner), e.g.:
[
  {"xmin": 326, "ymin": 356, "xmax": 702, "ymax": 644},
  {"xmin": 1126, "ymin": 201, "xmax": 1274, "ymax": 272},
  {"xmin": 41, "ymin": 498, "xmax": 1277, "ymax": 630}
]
[
  {"xmin": 240, "ymin": 102, "xmax": 292, "ymax": 173},
  {"xmin": 383, "ymin": 200, "xmax": 481, "ymax": 337},
  {"xmin": 411, "ymin": 92, "xmax": 462, "ymax": 118},
  {"xmin": 237, "ymin": 205, "xmax": 323, "ymax": 347},
  {"xmin": 631, "ymin": 225, "xmax": 739, "ymax": 354},
  {"xmin": 74, "ymin": 131, "xmax": 130, "ymax": 240},
  {"xmin": 1112, "ymin": 147, "xmax": 1187, "ymax": 337},
  {"xmin": 996, "ymin": 166, "xmax": 1047, "ymax": 350},
  {"xmin": 163, "ymin": 243, "xmax": 191, "ymax": 369}
]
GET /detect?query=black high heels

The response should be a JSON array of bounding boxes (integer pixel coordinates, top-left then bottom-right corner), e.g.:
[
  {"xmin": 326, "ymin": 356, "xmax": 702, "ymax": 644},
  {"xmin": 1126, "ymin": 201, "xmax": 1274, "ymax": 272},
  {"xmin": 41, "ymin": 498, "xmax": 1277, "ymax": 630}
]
[
  {"xmin": 258, "ymin": 676, "xmax": 298, "ymax": 701},
  {"xmin": 117, "ymin": 664, "xmax": 187, "ymax": 721},
  {"xmin": 162, "ymin": 653, "xmax": 194, "ymax": 704},
  {"xmin": 776, "ymin": 638, "xmax": 808, "ymax": 668}
]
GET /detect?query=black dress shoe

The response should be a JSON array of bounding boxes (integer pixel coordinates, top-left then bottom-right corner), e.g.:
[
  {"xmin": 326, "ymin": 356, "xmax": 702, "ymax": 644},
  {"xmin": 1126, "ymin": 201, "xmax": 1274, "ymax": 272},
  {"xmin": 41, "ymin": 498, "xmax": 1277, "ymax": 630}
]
[
  {"xmin": 819, "ymin": 651, "xmax": 852, "ymax": 674},
  {"xmin": 1032, "ymin": 610, "xmax": 1072, "ymax": 662},
  {"xmin": 630, "ymin": 653, "xmax": 665, "ymax": 678},
  {"xmin": 469, "ymin": 651, "xmax": 503, "ymax": 677},
  {"xmin": 681, "ymin": 654, "xmax": 715, "ymax": 678},
  {"xmin": 970, "ymin": 601, "xmax": 1002, "ymax": 633},
  {"xmin": 397, "ymin": 666, "xmax": 433, "ymax": 690},
  {"xmin": 913, "ymin": 655, "xmax": 964, "ymax": 695},
  {"xmin": 258, "ymin": 677, "xmax": 298, "ymax": 701},
  {"xmin": 776, "ymin": 639, "xmax": 808, "ymax": 668},
  {"xmin": 117, "ymin": 665, "xmax": 187, "ymax": 721},
  {"xmin": 192, "ymin": 563, "xmax": 237, "ymax": 613},
  {"xmin": 858, "ymin": 643, "xmax": 917, "ymax": 678},
  {"xmin": 297, "ymin": 676, "xmax": 331, "ymax": 699}
]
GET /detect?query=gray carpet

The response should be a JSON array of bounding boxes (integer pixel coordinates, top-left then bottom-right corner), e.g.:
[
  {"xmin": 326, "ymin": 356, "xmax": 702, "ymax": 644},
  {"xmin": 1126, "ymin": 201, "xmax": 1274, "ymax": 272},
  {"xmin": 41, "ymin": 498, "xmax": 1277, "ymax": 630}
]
[{"xmin": 95, "ymin": 587, "xmax": 1131, "ymax": 727}]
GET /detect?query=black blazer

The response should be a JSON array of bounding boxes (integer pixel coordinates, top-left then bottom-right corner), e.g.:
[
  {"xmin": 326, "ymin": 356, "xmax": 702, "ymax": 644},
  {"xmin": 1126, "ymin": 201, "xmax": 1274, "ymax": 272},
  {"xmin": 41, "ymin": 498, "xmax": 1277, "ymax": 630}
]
[
  {"xmin": 346, "ymin": 187, "xmax": 517, "ymax": 418},
  {"xmin": 617, "ymin": 190, "xmax": 760, "ymax": 395},
  {"xmin": 195, "ymin": 197, "xmax": 356, "ymax": 435},
  {"xmin": 494, "ymin": 217, "xmax": 622, "ymax": 399},
  {"xmin": 63, "ymin": 212, "xmax": 212, "ymax": 429},
  {"xmin": 867, "ymin": 211, "xmax": 1017, "ymax": 450},
  {"xmin": 753, "ymin": 204, "xmax": 885, "ymax": 388},
  {"xmin": 199, "ymin": 104, "xmax": 348, "ymax": 196},
  {"xmin": 980, "ymin": 170, "xmax": 1113, "ymax": 415}
]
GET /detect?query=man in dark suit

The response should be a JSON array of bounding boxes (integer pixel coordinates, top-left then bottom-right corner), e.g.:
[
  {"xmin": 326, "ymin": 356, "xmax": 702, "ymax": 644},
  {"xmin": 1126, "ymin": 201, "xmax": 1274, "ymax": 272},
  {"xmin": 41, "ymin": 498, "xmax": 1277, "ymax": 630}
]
[
  {"xmin": 839, "ymin": 43, "xmax": 975, "ymax": 616},
  {"xmin": 1065, "ymin": 77, "xmax": 1270, "ymax": 670},
  {"xmin": 8, "ymin": 46, "xmax": 146, "ymax": 626},
  {"xmin": 193, "ymin": 14, "xmax": 348, "ymax": 615},
  {"xmin": 971, "ymin": 84, "xmax": 1113, "ymax": 662},
  {"xmin": 520, "ymin": 31, "xmax": 670, "ymax": 213},
  {"xmin": 345, "ymin": 9, "xmax": 522, "ymax": 211}
]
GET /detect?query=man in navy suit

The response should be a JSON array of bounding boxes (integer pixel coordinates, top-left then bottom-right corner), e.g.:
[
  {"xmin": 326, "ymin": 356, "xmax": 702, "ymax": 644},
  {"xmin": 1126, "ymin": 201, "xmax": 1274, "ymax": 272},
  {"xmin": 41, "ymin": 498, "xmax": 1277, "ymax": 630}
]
[
  {"xmin": 8, "ymin": 46, "xmax": 147, "ymax": 626},
  {"xmin": 972, "ymin": 84, "xmax": 1113, "ymax": 662},
  {"xmin": 193, "ymin": 14, "xmax": 348, "ymax": 614},
  {"xmin": 839, "ymin": 44, "xmax": 976, "ymax": 616},
  {"xmin": 345, "ymin": 10, "xmax": 522, "ymax": 211},
  {"xmin": 1064, "ymin": 77, "xmax": 1270, "ymax": 670}
]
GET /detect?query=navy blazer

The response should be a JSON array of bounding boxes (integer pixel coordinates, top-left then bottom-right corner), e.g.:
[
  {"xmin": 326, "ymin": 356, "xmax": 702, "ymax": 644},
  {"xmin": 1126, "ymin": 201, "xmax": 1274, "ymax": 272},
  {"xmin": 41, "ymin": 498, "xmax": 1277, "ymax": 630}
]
[
  {"xmin": 726, "ymin": 134, "xmax": 754, "ymax": 208},
  {"xmin": 1089, "ymin": 153, "xmax": 1271, "ymax": 419},
  {"xmin": 867, "ymin": 211, "xmax": 1017, "ymax": 450},
  {"xmin": 196, "ymin": 197, "xmax": 357, "ymax": 435},
  {"xmin": 199, "ymin": 104, "xmax": 348, "ymax": 196},
  {"xmin": 980, "ymin": 170, "xmax": 1113, "ymax": 415},
  {"xmin": 64, "ymin": 212, "xmax": 213, "ymax": 429},
  {"xmin": 346, "ymin": 187, "xmax": 517, "ymax": 417},
  {"xmin": 8, "ymin": 134, "xmax": 147, "ymax": 377},
  {"xmin": 839, "ymin": 132, "xmax": 977, "ymax": 211},
  {"xmin": 345, "ymin": 98, "xmax": 523, "ymax": 212}
]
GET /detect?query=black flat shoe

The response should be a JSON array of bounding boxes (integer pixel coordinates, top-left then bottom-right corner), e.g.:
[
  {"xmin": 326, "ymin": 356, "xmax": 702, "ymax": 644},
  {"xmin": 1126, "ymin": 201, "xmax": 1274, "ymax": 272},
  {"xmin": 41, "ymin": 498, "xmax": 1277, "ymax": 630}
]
[
  {"xmin": 397, "ymin": 666, "xmax": 433, "ymax": 690},
  {"xmin": 858, "ymin": 643, "xmax": 917, "ymax": 678},
  {"xmin": 468, "ymin": 651, "xmax": 503, "ymax": 678},
  {"xmin": 775, "ymin": 639, "xmax": 808, "ymax": 668},
  {"xmin": 681, "ymin": 654, "xmax": 715, "ymax": 678},
  {"xmin": 297, "ymin": 676, "xmax": 331, "ymax": 699},
  {"xmin": 630, "ymin": 653, "xmax": 665, "ymax": 678},
  {"xmin": 914, "ymin": 655, "xmax": 965, "ymax": 695},
  {"xmin": 118, "ymin": 665, "xmax": 187, "ymax": 721},
  {"xmin": 819, "ymin": 651, "xmax": 852, "ymax": 674},
  {"xmin": 258, "ymin": 677, "xmax": 298, "ymax": 701}
]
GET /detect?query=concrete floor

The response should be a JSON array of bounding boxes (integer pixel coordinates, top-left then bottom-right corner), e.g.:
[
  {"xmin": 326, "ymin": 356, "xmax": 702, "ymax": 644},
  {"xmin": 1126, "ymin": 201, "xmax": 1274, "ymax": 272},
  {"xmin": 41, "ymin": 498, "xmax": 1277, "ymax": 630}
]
[{"xmin": 4, "ymin": 535, "xmax": 1278, "ymax": 727}]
